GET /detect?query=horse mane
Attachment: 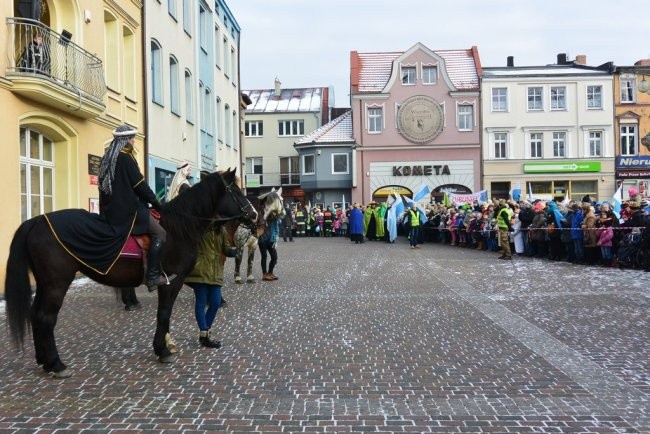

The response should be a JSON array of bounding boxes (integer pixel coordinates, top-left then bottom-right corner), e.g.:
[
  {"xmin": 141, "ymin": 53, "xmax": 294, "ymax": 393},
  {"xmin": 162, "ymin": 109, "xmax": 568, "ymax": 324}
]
[{"xmin": 161, "ymin": 171, "xmax": 227, "ymax": 241}]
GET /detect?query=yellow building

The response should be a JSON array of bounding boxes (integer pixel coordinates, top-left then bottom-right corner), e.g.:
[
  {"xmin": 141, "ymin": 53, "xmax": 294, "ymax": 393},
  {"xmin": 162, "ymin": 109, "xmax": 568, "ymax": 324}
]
[
  {"xmin": 614, "ymin": 60, "xmax": 650, "ymax": 199},
  {"xmin": 0, "ymin": 0, "xmax": 144, "ymax": 287}
]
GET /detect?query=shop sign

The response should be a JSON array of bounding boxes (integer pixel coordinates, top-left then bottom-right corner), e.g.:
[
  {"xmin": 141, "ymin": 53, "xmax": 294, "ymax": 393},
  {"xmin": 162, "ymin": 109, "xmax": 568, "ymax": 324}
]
[
  {"xmin": 523, "ymin": 161, "xmax": 601, "ymax": 173},
  {"xmin": 393, "ymin": 165, "xmax": 450, "ymax": 176},
  {"xmin": 616, "ymin": 170, "xmax": 650, "ymax": 179},
  {"xmin": 246, "ymin": 174, "xmax": 260, "ymax": 188},
  {"xmin": 616, "ymin": 156, "xmax": 650, "ymax": 168}
]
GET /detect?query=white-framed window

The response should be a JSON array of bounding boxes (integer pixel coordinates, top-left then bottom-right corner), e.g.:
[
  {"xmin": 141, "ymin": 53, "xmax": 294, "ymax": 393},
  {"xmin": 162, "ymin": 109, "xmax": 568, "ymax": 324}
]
[
  {"xmin": 245, "ymin": 120, "xmax": 263, "ymax": 137},
  {"xmin": 401, "ymin": 65, "xmax": 416, "ymax": 85},
  {"xmin": 550, "ymin": 86, "xmax": 566, "ymax": 110},
  {"xmin": 122, "ymin": 26, "xmax": 136, "ymax": 100},
  {"xmin": 620, "ymin": 125, "xmax": 637, "ymax": 156},
  {"xmin": 168, "ymin": 0, "xmax": 177, "ymax": 20},
  {"xmin": 232, "ymin": 110, "xmax": 238, "ymax": 150},
  {"xmin": 214, "ymin": 25, "xmax": 221, "ymax": 68},
  {"xmin": 231, "ymin": 47, "xmax": 236, "ymax": 82},
  {"xmin": 587, "ymin": 85, "xmax": 602, "ymax": 109},
  {"xmin": 422, "ymin": 65, "xmax": 437, "ymax": 84},
  {"xmin": 331, "ymin": 153, "xmax": 349, "ymax": 174},
  {"xmin": 201, "ymin": 86, "xmax": 212, "ymax": 135},
  {"xmin": 368, "ymin": 107, "xmax": 382, "ymax": 133},
  {"xmin": 527, "ymin": 86, "xmax": 543, "ymax": 111},
  {"xmin": 494, "ymin": 133, "xmax": 507, "ymax": 159},
  {"xmin": 491, "ymin": 88, "xmax": 508, "ymax": 112},
  {"xmin": 224, "ymin": 104, "xmax": 231, "ymax": 146},
  {"xmin": 621, "ymin": 79, "xmax": 635, "ymax": 103},
  {"xmin": 182, "ymin": 0, "xmax": 191, "ymax": 35},
  {"xmin": 150, "ymin": 40, "xmax": 163, "ymax": 105},
  {"xmin": 278, "ymin": 120, "xmax": 304, "ymax": 136},
  {"xmin": 530, "ymin": 133, "xmax": 543, "ymax": 158},
  {"xmin": 199, "ymin": 5, "xmax": 207, "ymax": 52},
  {"xmin": 246, "ymin": 157, "xmax": 263, "ymax": 175},
  {"xmin": 588, "ymin": 131, "xmax": 602, "ymax": 157},
  {"xmin": 457, "ymin": 104, "xmax": 473, "ymax": 131},
  {"xmin": 223, "ymin": 37, "xmax": 229, "ymax": 78},
  {"xmin": 215, "ymin": 97, "xmax": 222, "ymax": 141},
  {"xmin": 184, "ymin": 69, "xmax": 193, "ymax": 123},
  {"xmin": 552, "ymin": 132, "xmax": 566, "ymax": 157},
  {"xmin": 20, "ymin": 127, "xmax": 54, "ymax": 221},
  {"xmin": 302, "ymin": 154, "xmax": 315, "ymax": 175},
  {"xmin": 169, "ymin": 56, "xmax": 180, "ymax": 115}
]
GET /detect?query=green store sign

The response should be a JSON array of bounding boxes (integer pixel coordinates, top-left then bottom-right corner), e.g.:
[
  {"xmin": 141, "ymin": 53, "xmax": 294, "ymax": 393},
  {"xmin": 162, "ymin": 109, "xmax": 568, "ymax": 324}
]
[{"xmin": 523, "ymin": 161, "xmax": 601, "ymax": 173}]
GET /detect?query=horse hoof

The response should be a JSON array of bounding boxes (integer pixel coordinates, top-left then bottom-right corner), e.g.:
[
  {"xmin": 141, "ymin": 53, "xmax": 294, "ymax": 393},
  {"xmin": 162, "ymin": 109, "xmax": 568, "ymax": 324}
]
[
  {"xmin": 159, "ymin": 354, "xmax": 177, "ymax": 363},
  {"xmin": 50, "ymin": 368, "xmax": 72, "ymax": 379}
]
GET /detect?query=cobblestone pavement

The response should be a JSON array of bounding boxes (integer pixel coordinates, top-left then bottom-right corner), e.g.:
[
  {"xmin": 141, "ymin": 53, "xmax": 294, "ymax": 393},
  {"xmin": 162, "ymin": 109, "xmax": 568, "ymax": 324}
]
[{"xmin": 0, "ymin": 237, "xmax": 648, "ymax": 433}]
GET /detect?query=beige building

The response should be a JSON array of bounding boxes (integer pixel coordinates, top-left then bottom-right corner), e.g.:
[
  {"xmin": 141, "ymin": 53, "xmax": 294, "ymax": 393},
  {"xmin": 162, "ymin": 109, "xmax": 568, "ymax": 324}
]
[
  {"xmin": 481, "ymin": 54, "xmax": 615, "ymax": 202},
  {"xmin": 0, "ymin": 0, "xmax": 145, "ymax": 285}
]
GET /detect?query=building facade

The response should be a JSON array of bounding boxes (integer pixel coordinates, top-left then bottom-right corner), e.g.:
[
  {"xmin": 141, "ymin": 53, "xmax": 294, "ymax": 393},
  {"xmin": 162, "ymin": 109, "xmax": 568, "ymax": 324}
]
[
  {"xmin": 614, "ymin": 60, "xmax": 650, "ymax": 200},
  {"xmin": 294, "ymin": 111, "xmax": 354, "ymax": 208},
  {"xmin": 481, "ymin": 54, "xmax": 615, "ymax": 202},
  {"xmin": 242, "ymin": 80, "xmax": 331, "ymax": 203},
  {"xmin": 350, "ymin": 43, "xmax": 482, "ymax": 205},
  {"xmin": 0, "ymin": 0, "xmax": 144, "ymax": 284},
  {"xmin": 146, "ymin": 0, "xmax": 242, "ymax": 198}
]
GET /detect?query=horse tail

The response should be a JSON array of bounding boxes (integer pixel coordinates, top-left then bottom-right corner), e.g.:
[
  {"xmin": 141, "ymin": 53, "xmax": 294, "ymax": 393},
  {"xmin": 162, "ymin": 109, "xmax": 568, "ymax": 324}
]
[{"xmin": 5, "ymin": 217, "xmax": 39, "ymax": 349}]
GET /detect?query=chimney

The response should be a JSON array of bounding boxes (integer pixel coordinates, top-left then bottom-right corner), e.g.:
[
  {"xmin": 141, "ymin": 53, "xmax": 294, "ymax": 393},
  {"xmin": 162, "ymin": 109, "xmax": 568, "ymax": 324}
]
[
  {"xmin": 274, "ymin": 77, "xmax": 281, "ymax": 96},
  {"xmin": 557, "ymin": 53, "xmax": 567, "ymax": 65},
  {"xmin": 507, "ymin": 56, "xmax": 514, "ymax": 67},
  {"xmin": 575, "ymin": 55, "xmax": 587, "ymax": 65}
]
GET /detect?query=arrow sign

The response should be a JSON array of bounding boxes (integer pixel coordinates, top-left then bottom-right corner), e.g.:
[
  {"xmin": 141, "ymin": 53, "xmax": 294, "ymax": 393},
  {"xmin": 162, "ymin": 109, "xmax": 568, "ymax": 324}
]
[{"xmin": 523, "ymin": 161, "xmax": 601, "ymax": 173}]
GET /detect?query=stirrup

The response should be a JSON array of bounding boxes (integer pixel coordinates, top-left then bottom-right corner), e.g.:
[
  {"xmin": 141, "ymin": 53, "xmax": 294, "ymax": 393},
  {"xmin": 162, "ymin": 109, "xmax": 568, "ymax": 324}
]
[{"xmin": 147, "ymin": 271, "xmax": 177, "ymax": 292}]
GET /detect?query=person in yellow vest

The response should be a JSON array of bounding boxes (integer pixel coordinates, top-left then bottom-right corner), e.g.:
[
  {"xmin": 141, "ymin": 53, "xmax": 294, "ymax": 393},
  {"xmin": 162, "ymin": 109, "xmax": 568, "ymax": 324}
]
[
  {"xmin": 497, "ymin": 200, "xmax": 514, "ymax": 260},
  {"xmin": 323, "ymin": 206, "xmax": 333, "ymax": 237},
  {"xmin": 407, "ymin": 203, "xmax": 421, "ymax": 249}
]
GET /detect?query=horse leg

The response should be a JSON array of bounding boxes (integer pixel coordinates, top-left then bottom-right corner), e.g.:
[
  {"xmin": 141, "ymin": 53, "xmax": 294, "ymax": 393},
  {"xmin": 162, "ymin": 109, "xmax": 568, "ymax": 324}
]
[
  {"xmin": 154, "ymin": 283, "xmax": 182, "ymax": 363},
  {"xmin": 246, "ymin": 245, "xmax": 256, "ymax": 282},
  {"xmin": 234, "ymin": 247, "xmax": 243, "ymax": 284},
  {"xmin": 30, "ymin": 280, "xmax": 73, "ymax": 378}
]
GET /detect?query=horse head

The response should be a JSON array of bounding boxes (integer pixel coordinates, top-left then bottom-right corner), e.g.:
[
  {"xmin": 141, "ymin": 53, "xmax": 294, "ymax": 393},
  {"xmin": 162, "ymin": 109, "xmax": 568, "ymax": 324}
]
[
  {"xmin": 258, "ymin": 187, "xmax": 285, "ymax": 222},
  {"xmin": 217, "ymin": 168, "xmax": 258, "ymax": 223}
]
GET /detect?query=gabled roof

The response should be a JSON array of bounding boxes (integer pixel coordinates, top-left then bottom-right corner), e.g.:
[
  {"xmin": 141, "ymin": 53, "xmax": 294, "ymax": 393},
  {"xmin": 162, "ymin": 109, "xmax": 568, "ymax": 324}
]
[
  {"xmin": 243, "ymin": 87, "xmax": 326, "ymax": 113},
  {"xmin": 295, "ymin": 111, "xmax": 353, "ymax": 145},
  {"xmin": 350, "ymin": 44, "xmax": 480, "ymax": 93}
]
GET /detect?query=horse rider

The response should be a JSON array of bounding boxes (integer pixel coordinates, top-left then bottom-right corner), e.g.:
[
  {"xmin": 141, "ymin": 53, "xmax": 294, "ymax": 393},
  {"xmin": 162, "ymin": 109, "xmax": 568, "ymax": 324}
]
[
  {"xmin": 166, "ymin": 161, "xmax": 192, "ymax": 202},
  {"xmin": 98, "ymin": 124, "xmax": 176, "ymax": 291}
]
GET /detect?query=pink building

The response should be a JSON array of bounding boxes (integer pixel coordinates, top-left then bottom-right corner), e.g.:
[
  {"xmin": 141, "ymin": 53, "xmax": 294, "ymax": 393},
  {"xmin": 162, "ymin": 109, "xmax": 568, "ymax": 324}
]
[{"xmin": 350, "ymin": 43, "xmax": 482, "ymax": 204}]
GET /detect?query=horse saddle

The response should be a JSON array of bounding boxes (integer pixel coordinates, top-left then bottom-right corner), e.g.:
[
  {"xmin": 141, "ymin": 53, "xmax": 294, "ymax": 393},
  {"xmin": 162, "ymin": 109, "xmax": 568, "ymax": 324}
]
[{"xmin": 120, "ymin": 235, "xmax": 150, "ymax": 259}]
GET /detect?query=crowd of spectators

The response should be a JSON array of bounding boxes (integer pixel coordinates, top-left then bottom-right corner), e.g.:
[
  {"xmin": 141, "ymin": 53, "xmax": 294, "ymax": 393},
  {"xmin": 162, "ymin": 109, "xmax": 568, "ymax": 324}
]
[{"xmin": 282, "ymin": 195, "xmax": 650, "ymax": 270}]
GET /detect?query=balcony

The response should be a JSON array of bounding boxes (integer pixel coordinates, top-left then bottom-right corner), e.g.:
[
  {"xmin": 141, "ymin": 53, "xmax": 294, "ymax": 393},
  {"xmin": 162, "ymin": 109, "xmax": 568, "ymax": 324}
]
[
  {"xmin": 5, "ymin": 18, "xmax": 107, "ymax": 118},
  {"xmin": 245, "ymin": 172, "xmax": 301, "ymax": 189}
]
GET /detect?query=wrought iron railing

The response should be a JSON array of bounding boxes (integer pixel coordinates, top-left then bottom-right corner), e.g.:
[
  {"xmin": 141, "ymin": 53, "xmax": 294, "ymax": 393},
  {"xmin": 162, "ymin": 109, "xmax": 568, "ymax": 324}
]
[{"xmin": 6, "ymin": 17, "xmax": 107, "ymax": 104}]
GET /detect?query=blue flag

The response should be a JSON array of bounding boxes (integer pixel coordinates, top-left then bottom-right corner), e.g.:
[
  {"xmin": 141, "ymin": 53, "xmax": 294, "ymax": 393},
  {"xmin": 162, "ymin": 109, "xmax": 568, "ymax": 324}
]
[{"xmin": 413, "ymin": 184, "xmax": 431, "ymax": 202}]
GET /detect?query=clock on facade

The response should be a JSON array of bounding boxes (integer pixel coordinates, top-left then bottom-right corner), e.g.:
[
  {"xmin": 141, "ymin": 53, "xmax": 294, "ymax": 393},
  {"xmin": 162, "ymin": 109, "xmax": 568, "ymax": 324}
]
[{"xmin": 397, "ymin": 95, "xmax": 444, "ymax": 144}]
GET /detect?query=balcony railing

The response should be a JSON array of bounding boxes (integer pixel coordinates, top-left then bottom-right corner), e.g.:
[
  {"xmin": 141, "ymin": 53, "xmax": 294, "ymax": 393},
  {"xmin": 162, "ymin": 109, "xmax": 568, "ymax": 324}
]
[
  {"xmin": 245, "ymin": 172, "xmax": 301, "ymax": 188},
  {"xmin": 6, "ymin": 17, "xmax": 107, "ymax": 104}
]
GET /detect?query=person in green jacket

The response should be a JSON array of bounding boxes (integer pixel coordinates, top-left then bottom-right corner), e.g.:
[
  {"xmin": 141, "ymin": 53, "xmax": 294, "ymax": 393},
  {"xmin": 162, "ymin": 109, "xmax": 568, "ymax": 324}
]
[{"xmin": 185, "ymin": 223, "xmax": 234, "ymax": 348}]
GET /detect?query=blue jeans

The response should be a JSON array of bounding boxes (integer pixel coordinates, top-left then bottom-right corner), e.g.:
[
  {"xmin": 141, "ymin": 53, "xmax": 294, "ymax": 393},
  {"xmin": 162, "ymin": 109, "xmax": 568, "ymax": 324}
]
[
  {"xmin": 409, "ymin": 226, "xmax": 420, "ymax": 247},
  {"xmin": 188, "ymin": 282, "xmax": 222, "ymax": 331}
]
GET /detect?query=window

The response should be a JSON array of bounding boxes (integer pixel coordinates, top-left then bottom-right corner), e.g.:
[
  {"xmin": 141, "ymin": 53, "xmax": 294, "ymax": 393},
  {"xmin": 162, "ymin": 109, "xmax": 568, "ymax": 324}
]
[
  {"xmin": 245, "ymin": 120, "xmax": 263, "ymax": 137},
  {"xmin": 168, "ymin": 0, "xmax": 177, "ymax": 20},
  {"xmin": 491, "ymin": 88, "xmax": 508, "ymax": 112},
  {"xmin": 530, "ymin": 133, "xmax": 543, "ymax": 158},
  {"xmin": 184, "ymin": 70, "xmax": 193, "ymax": 123},
  {"xmin": 214, "ymin": 26, "xmax": 221, "ymax": 68},
  {"xmin": 368, "ymin": 107, "xmax": 382, "ymax": 133},
  {"xmin": 401, "ymin": 66, "xmax": 415, "ymax": 84},
  {"xmin": 231, "ymin": 47, "xmax": 236, "ymax": 82},
  {"xmin": 550, "ymin": 86, "xmax": 566, "ymax": 110},
  {"xmin": 20, "ymin": 127, "xmax": 54, "ymax": 221},
  {"xmin": 494, "ymin": 133, "xmax": 507, "ymax": 159},
  {"xmin": 457, "ymin": 105, "xmax": 473, "ymax": 131},
  {"xmin": 104, "ymin": 12, "xmax": 119, "ymax": 90},
  {"xmin": 215, "ymin": 97, "xmax": 221, "ymax": 141},
  {"xmin": 169, "ymin": 56, "xmax": 180, "ymax": 115},
  {"xmin": 246, "ymin": 157, "xmax": 263, "ymax": 186},
  {"xmin": 587, "ymin": 85, "xmax": 602, "ymax": 109},
  {"xmin": 182, "ymin": 0, "xmax": 191, "ymax": 34},
  {"xmin": 122, "ymin": 26, "xmax": 136, "ymax": 100},
  {"xmin": 232, "ymin": 111, "xmax": 238, "ymax": 149},
  {"xmin": 278, "ymin": 120, "xmax": 304, "ymax": 136},
  {"xmin": 150, "ymin": 40, "xmax": 163, "ymax": 105},
  {"xmin": 332, "ymin": 153, "xmax": 349, "ymax": 174},
  {"xmin": 302, "ymin": 154, "xmax": 315, "ymax": 174},
  {"xmin": 588, "ymin": 131, "xmax": 602, "ymax": 157},
  {"xmin": 621, "ymin": 79, "xmax": 635, "ymax": 103},
  {"xmin": 224, "ymin": 104, "xmax": 231, "ymax": 146},
  {"xmin": 201, "ymin": 86, "xmax": 212, "ymax": 135},
  {"xmin": 527, "ymin": 87, "xmax": 543, "ymax": 110},
  {"xmin": 280, "ymin": 156, "xmax": 300, "ymax": 184},
  {"xmin": 552, "ymin": 132, "xmax": 566, "ymax": 157},
  {"xmin": 223, "ymin": 38, "xmax": 229, "ymax": 77},
  {"xmin": 199, "ymin": 6, "xmax": 207, "ymax": 51},
  {"xmin": 620, "ymin": 125, "xmax": 637, "ymax": 156},
  {"xmin": 422, "ymin": 65, "xmax": 437, "ymax": 84}
]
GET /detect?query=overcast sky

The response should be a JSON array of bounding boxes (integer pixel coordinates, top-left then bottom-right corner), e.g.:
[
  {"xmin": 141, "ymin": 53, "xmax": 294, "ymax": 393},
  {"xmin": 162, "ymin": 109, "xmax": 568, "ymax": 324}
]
[{"xmin": 229, "ymin": 0, "xmax": 648, "ymax": 108}]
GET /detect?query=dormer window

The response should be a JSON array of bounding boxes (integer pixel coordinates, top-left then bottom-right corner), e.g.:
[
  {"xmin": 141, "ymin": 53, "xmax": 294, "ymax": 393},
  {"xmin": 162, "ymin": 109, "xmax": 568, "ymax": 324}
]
[
  {"xmin": 401, "ymin": 66, "xmax": 416, "ymax": 85},
  {"xmin": 422, "ymin": 65, "xmax": 437, "ymax": 84}
]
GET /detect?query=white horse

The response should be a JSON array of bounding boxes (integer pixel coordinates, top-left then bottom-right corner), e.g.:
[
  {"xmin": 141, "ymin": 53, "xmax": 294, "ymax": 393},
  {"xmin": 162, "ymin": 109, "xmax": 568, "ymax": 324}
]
[{"xmin": 232, "ymin": 187, "xmax": 284, "ymax": 283}]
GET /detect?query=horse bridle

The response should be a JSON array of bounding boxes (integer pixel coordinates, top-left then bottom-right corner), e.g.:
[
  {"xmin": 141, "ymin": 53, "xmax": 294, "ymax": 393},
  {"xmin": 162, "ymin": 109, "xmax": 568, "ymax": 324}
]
[{"xmin": 212, "ymin": 181, "xmax": 256, "ymax": 223}]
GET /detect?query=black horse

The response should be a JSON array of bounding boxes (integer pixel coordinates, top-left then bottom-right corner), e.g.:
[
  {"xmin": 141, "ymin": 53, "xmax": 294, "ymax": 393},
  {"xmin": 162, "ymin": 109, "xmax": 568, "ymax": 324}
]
[{"xmin": 4, "ymin": 169, "xmax": 256, "ymax": 378}]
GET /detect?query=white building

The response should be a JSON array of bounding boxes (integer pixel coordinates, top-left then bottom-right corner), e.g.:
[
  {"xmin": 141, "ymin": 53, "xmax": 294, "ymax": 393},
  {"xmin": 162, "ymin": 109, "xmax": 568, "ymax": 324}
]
[{"xmin": 481, "ymin": 54, "xmax": 616, "ymax": 202}]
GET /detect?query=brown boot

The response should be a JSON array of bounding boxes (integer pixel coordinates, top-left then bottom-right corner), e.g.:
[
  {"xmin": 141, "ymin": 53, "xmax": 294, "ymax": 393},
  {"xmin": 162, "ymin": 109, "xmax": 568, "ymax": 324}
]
[{"xmin": 262, "ymin": 273, "xmax": 274, "ymax": 281}]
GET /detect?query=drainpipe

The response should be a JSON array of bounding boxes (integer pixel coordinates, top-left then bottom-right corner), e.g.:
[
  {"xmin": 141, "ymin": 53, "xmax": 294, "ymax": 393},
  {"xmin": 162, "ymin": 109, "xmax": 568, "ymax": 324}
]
[{"xmin": 141, "ymin": 3, "xmax": 150, "ymax": 183}]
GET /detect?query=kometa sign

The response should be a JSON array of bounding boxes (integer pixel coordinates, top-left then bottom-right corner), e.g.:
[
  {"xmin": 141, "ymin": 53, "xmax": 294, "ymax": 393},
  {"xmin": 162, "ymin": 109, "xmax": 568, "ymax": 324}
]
[{"xmin": 393, "ymin": 165, "xmax": 450, "ymax": 176}]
